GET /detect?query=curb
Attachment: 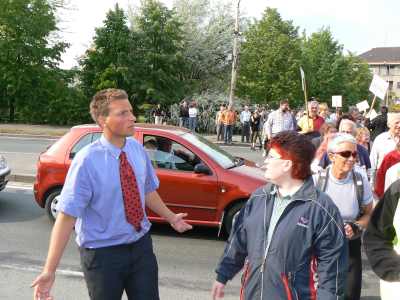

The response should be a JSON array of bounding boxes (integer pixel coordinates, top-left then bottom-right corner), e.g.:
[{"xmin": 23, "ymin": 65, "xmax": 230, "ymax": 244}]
[
  {"xmin": 0, "ymin": 133, "xmax": 60, "ymax": 139},
  {"xmin": 9, "ymin": 174, "xmax": 35, "ymax": 184}
]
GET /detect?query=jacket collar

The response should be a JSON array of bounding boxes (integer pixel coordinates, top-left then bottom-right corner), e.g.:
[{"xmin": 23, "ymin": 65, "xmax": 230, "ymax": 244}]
[{"xmin": 268, "ymin": 177, "xmax": 317, "ymax": 202}]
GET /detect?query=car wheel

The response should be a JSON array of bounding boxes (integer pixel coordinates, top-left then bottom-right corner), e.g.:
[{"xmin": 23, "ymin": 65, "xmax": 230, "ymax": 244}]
[
  {"xmin": 224, "ymin": 202, "xmax": 245, "ymax": 236},
  {"xmin": 45, "ymin": 189, "xmax": 61, "ymax": 222}
]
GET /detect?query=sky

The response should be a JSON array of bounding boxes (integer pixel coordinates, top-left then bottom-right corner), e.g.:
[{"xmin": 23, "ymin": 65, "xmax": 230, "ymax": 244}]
[{"xmin": 59, "ymin": 0, "xmax": 400, "ymax": 69}]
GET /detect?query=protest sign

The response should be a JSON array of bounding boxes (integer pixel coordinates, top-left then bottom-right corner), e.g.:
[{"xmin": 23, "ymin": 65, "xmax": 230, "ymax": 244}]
[
  {"xmin": 365, "ymin": 109, "xmax": 378, "ymax": 120},
  {"xmin": 369, "ymin": 74, "xmax": 389, "ymax": 100},
  {"xmin": 332, "ymin": 95, "xmax": 342, "ymax": 108},
  {"xmin": 356, "ymin": 100, "xmax": 370, "ymax": 112}
]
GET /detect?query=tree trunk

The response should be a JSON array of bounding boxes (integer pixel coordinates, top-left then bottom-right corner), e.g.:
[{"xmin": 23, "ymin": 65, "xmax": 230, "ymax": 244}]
[{"xmin": 8, "ymin": 98, "xmax": 15, "ymax": 122}]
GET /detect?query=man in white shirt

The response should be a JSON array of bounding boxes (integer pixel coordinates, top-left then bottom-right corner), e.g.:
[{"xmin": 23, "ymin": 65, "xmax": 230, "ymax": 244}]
[
  {"xmin": 370, "ymin": 113, "xmax": 400, "ymax": 186},
  {"xmin": 240, "ymin": 105, "xmax": 251, "ymax": 143},
  {"xmin": 264, "ymin": 99, "xmax": 295, "ymax": 140}
]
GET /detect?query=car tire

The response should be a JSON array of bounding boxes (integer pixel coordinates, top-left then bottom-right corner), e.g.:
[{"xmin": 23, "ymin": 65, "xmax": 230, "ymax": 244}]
[
  {"xmin": 45, "ymin": 189, "xmax": 61, "ymax": 222},
  {"xmin": 224, "ymin": 202, "xmax": 245, "ymax": 236}
]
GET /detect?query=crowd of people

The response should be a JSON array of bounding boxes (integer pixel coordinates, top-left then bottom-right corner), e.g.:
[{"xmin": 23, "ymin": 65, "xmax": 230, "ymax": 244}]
[
  {"xmin": 33, "ymin": 88, "xmax": 400, "ymax": 300},
  {"xmin": 212, "ymin": 98, "xmax": 400, "ymax": 300}
]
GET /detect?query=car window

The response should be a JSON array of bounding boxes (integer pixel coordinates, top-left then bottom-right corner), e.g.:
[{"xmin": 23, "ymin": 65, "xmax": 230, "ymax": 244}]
[
  {"xmin": 181, "ymin": 132, "xmax": 236, "ymax": 169},
  {"xmin": 70, "ymin": 133, "xmax": 93, "ymax": 158},
  {"xmin": 143, "ymin": 135, "xmax": 201, "ymax": 172},
  {"xmin": 92, "ymin": 132, "xmax": 102, "ymax": 142}
]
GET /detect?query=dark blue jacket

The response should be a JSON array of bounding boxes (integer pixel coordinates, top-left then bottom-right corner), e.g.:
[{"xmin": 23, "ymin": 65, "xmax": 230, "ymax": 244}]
[{"xmin": 215, "ymin": 177, "xmax": 348, "ymax": 300}]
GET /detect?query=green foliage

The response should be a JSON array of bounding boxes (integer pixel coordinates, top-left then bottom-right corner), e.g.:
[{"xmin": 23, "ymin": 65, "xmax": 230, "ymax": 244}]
[
  {"xmin": 79, "ymin": 4, "xmax": 136, "ymax": 101},
  {"xmin": 0, "ymin": 0, "xmax": 68, "ymax": 122},
  {"xmin": 173, "ymin": 0, "xmax": 235, "ymax": 93},
  {"xmin": 301, "ymin": 28, "xmax": 372, "ymax": 108},
  {"xmin": 236, "ymin": 8, "xmax": 303, "ymax": 107},
  {"xmin": 131, "ymin": 0, "xmax": 185, "ymax": 105}
]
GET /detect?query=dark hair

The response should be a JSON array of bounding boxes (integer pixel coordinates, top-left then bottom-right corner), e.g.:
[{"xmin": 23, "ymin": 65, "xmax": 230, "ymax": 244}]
[
  {"xmin": 268, "ymin": 131, "xmax": 315, "ymax": 180},
  {"xmin": 336, "ymin": 113, "xmax": 354, "ymax": 130},
  {"xmin": 280, "ymin": 99, "xmax": 289, "ymax": 105}
]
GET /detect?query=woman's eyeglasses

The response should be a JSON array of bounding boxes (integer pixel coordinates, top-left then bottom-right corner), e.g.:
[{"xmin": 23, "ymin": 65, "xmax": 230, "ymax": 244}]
[{"xmin": 334, "ymin": 151, "xmax": 357, "ymax": 159}]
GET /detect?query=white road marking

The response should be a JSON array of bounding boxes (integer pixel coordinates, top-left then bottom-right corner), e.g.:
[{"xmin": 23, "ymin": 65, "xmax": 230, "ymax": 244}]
[
  {"xmin": 6, "ymin": 185, "xmax": 33, "ymax": 191},
  {"xmin": 1, "ymin": 151, "xmax": 38, "ymax": 155},
  {"xmin": 0, "ymin": 263, "xmax": 83, "ymax": 278},
  {"xmin": 0, "ymin": 136, "xmax": 57, "ymax": 141}
]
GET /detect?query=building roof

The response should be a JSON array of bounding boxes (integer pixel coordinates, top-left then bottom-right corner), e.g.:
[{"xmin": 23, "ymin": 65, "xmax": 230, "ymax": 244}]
[{"xmin": 359, "ymin": 47, "xmax": 400, "ymax": 64}]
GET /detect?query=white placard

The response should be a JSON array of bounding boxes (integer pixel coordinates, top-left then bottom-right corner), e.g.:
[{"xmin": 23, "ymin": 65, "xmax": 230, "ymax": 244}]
[
  {"xmin": 365, "ymin": 109, "xmax": 378, "ymax": 120},
  {"xmin": 332, "ymin": 95, "xmax": 342, "ymax": 108},
  {"xmin": 369, "ymin": 74, "xmax": 389, "ymax": 100},
  {"xmin": 356, "ymin": 100, "xmax": 370, "ymax": 112}
]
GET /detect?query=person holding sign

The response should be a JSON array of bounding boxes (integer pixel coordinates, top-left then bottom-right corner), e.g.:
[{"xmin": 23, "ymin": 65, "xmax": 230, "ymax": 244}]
[
  {"xmin": 297, "ymin": 100, "xmax": 325, "ymax": 138},
  {"xmin": 367, "ymin": 105, "xmax": 388, "ymax": 141}
]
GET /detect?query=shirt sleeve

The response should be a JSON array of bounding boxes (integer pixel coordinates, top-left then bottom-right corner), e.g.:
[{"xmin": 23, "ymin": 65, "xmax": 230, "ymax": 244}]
[
  {"xmin": 144, "ymin": 149, "xmax": 160, "ymax": 194},
  {"xmin": 56, "ymin": 155, "xmax": 93, "ymax": 218}
]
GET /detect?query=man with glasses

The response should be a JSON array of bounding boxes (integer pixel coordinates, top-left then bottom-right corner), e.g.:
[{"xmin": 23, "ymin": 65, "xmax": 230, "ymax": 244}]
[{"xmin": 314, "ymin": 133, "xmax": 374, "ymax": 300}]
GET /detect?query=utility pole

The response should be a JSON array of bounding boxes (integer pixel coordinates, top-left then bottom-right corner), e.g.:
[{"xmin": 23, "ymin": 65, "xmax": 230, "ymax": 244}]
[{"xmin": 228, "ymin": 0, "xmax": 241, "ymax": 107}]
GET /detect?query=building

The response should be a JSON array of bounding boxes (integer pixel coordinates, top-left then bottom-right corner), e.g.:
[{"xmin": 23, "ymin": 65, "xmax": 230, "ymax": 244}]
[{"xmin": 359, "ymin": 47, "xmax": 400, "ymax": 103}]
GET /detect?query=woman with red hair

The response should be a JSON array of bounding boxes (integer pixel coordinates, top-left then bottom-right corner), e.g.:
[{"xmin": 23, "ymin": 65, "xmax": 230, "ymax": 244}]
[{"xmin": 212, "ymin": 131, "xmax": 347, "ymax": 300}]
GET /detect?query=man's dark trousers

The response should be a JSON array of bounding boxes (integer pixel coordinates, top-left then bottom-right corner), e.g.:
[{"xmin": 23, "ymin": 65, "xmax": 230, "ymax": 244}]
[
  {"xmin": 241, "ymin": 121, "xmax": 250, "ymax": 142},
  {"xmin": 80, "ymin": 233, "xmax": 159, "ymax": 300}
]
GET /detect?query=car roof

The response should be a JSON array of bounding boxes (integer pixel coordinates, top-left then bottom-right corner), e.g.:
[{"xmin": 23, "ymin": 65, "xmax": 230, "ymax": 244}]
[{"xmin": 71, "ymin": 123, "xmax": 192, "ymax": 136}]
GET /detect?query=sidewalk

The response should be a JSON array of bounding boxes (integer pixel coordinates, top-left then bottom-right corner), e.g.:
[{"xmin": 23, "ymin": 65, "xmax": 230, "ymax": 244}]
[{"xmin": 0, "ymin": 123, "xmax": 70, "ymax": 138}]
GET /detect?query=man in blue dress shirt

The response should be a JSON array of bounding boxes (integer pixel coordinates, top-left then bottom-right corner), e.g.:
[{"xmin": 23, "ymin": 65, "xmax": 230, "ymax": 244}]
[{"xmin": 31, "ymin": 89, "xmax": 192, "ymax": 300}]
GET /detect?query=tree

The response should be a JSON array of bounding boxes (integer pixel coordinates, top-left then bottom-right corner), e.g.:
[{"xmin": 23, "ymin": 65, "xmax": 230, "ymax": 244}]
[
  {"xmin": 0, "ymin": 0, "xmax": 68, "ymax": 122},
  {"xmin": 79, "ymin": 4, "xmax": 137, "ymax": 101},
  {"xmin": 173, "ymin": 0, "xmax": 235, "ymax": 93},
  {"xmin": 236, "ymin": 8, "xmax": 303, "ymax": 107},
  {"xmin": 301, "ymin": 28, "xmax": 371, "ymax": 107},
  {"xmin": 130, "ymin": 0, "xmax": 185, "ymax": 105}
]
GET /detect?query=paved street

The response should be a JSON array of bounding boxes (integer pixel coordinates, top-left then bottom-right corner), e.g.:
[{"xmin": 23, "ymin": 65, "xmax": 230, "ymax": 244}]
[
  {"xmin": 0, "ymin": 133, "xmax": 381, "ymax": 299},
  {"xmin": 0, "ymin": 185, "xmax": 242, "ymax": 299}
]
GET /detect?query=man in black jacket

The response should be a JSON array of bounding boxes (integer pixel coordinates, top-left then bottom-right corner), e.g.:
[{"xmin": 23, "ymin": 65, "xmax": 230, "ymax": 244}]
[
  {"xmin": 367, "ymin": 105, "xmax": 388, "ymax": 141},
  {"xmin": 364, "ymin": 179, "xmax": 400, "ymax": 300}
]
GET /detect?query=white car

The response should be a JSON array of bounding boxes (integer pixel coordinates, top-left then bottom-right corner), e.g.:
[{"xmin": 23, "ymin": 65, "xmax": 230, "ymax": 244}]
[{"xmin": 0, "ymin": 154, "xmax": 10, "ymax": 191}]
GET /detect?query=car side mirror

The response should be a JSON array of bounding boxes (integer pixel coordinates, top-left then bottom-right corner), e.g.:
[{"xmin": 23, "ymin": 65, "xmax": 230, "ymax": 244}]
[{"xmin": 194, "ymin": 163, "xmax": 212, "ymax": 175}]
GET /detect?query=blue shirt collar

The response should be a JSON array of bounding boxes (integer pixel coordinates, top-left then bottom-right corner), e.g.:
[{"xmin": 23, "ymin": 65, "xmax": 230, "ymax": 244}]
[{"xmin": 100, "ymin": 135, "xmax": 128, "ymax": 159}]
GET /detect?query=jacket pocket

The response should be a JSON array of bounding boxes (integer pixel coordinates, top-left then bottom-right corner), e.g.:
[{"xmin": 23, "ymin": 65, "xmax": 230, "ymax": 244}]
[
  {"xmin": 240, "ymin": 260, "xmax": 251, "ymax": 300},
  {"xmin": 281, "ymin": 273, "xmax": 297, "ymax": 300}
]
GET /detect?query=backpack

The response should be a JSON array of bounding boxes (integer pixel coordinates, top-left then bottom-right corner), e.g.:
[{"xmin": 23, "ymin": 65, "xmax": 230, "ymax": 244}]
[{"xmin": 316, "ymin": 166, "xmax": 364, "ymax": 219}]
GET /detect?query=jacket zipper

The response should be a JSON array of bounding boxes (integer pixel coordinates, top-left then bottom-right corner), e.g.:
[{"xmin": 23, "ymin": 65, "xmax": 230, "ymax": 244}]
[{"xmin": 259, "ymin": 199, "xmax": 303, "ymax": 300}]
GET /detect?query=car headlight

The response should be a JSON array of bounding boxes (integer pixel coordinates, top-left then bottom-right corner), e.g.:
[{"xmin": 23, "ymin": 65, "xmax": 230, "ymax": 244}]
[{"xmin": 0, "ymin": 155, "xmax": 7, "ymax": 170}]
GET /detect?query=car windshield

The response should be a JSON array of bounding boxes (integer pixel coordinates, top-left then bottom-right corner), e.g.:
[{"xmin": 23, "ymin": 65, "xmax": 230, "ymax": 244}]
[{"xmin": 181, "ymin": 133, "xmax": 237, "ymax": 169}]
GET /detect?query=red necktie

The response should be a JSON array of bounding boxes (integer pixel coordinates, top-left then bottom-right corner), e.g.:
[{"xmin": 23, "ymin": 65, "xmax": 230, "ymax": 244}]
[{"xmin": 119, "ymin": 151, "xmax": 143, "ymax": 231}]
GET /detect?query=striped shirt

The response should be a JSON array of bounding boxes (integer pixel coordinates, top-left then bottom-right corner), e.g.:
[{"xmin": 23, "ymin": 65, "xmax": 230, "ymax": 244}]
[{"xmin": 265, "ymin": 109, "xmax": 295, "ymax": 137}]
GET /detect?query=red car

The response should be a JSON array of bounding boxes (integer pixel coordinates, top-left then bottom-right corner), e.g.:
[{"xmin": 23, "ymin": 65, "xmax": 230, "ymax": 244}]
[{"xmin": 33, "ymin": 124, "xmax": 266, "ymax": 234}]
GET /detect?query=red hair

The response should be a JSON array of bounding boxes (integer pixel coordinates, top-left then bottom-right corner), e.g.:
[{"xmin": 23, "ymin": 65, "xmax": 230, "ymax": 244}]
[{"xmin": 269, "ymin": 131, "xmax": 315, "ymax": 180}]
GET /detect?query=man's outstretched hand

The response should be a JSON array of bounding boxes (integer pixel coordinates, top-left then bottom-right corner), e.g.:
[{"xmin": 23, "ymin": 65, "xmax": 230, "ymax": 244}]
[
  {"xmin": 170, "ymin": 213, "xmax": 192, "ymax": 233},
  {"xmin": 31, "ymin": 271, "xmax": 55, "ymax": 300}
]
